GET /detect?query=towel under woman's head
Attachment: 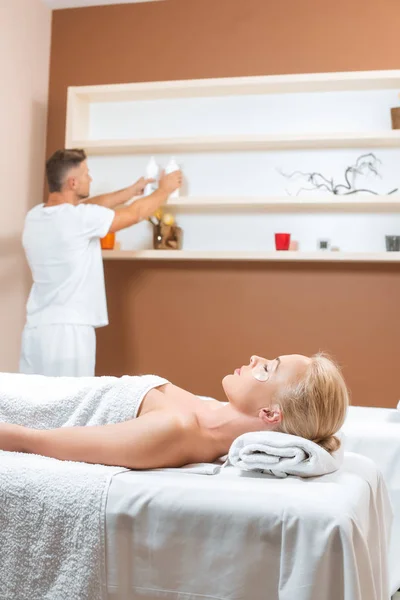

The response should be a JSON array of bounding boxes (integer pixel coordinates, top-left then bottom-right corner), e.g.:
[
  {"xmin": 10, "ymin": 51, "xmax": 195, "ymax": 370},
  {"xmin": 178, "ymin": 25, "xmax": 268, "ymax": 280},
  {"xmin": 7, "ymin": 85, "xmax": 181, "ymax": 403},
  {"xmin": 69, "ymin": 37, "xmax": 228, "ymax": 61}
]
[{"xmin": 228, "ymin": 430, "xmax": 343, "ymax": 478}]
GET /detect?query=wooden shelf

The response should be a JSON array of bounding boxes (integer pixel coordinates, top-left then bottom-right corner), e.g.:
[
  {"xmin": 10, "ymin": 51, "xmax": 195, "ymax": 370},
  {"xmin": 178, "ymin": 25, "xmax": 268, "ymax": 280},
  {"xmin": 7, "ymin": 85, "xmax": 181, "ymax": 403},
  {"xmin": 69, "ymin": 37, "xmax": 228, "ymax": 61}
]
[
  {"xmin": 164, "ymin": 195, "xmax": 400, "ymax": 212},
  {"xmin": 71, "ymin": 132, "xmax": 400, "ymax": 155},
  {"xmin": 102, "ymin": 250, "xmax": 400, "ymax": 263},
  {"xmin": 68, "ymin": 70, "xmax": 400, "ymax": 103}
]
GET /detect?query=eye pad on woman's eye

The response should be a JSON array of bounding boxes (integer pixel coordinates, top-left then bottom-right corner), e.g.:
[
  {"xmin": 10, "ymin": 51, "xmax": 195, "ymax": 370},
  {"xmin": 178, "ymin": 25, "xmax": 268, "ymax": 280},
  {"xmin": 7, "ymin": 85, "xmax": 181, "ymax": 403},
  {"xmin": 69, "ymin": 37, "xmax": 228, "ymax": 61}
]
[{"xmin": 251, "ymin": 364, "xmax": 269, "ymax": 382}]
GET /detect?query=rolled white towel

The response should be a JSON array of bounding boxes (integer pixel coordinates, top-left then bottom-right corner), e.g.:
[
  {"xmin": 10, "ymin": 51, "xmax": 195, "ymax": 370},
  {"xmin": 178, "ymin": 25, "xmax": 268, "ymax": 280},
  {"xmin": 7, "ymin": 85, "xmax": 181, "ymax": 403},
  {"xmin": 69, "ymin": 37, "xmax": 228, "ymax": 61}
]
[
  {"xmin": 157, "ymin": 462, "xmax": 223, "ymax": 475},
  {"xmin": 228, "ymin": 431, "xmax": 343, "ymax": 478}
]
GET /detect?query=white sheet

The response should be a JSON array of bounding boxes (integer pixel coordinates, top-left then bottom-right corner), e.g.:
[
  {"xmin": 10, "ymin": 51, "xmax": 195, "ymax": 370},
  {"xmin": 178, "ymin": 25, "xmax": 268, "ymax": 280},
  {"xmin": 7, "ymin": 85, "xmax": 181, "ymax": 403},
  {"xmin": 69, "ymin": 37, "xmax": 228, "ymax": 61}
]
[
  {"xmin": 342, "ymin": 405, "xmax": 400, "ymax": 595},
  {"xmin": 105, "ymin": 452, "xmax": 392, "ymax": 600}
]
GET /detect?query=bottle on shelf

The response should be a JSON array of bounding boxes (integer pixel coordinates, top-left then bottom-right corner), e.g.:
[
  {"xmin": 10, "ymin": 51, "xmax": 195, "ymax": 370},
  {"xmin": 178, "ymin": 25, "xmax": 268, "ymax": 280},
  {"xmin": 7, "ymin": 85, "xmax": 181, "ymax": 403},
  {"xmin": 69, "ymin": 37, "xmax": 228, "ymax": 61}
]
[
  {"xmin": 165, "ymin": 157, "xmax": 181, "ymax": 199},
  {"xmin": 144, "ymin": 156, "xmax": 159, "ymax": 196}
]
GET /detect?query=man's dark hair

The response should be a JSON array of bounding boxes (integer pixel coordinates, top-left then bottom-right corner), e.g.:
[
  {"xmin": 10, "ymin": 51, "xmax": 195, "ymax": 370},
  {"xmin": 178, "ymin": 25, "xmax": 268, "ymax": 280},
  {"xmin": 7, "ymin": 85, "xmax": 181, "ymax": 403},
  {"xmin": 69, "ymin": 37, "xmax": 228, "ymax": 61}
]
[{"xmin": 45, "ymin": 148, "xmax": 87, "ymax": 193}]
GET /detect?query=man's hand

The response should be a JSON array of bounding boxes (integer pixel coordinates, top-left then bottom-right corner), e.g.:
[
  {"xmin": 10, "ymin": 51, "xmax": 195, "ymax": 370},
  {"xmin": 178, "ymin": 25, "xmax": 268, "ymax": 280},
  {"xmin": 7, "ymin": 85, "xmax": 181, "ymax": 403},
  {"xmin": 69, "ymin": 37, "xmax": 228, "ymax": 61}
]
[
  {"xmin": 159, "ymin": 169, "xmax": 183, "ymax": 195},
  {"xmin": 108, "ymin": 169, "xmax": 184, "ymax": 233},
  {"xmin": 132, "ymin": 177, "xmax": 155, "ymax": 197},
  {"xmin": 85, "ymin": 178, "xmax": 154, "ymax": 209}
]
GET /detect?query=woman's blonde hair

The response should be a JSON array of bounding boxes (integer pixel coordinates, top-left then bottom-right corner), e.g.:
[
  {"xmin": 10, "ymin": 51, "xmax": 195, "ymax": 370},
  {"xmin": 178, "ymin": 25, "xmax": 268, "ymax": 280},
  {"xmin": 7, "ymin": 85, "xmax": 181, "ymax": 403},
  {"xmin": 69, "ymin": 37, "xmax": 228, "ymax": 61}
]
[{"xmin": 275, "ymin": 353, "xmax": 349, "ymax": 453}]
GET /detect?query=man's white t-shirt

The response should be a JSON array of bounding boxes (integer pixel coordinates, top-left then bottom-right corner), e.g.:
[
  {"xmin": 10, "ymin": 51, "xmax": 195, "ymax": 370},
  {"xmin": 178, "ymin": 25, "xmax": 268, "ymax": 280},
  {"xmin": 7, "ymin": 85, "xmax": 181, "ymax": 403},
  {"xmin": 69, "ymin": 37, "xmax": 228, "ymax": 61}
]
[{"xmin": 23, "ymin": 203, "xmax": 115, "ymax": 328}]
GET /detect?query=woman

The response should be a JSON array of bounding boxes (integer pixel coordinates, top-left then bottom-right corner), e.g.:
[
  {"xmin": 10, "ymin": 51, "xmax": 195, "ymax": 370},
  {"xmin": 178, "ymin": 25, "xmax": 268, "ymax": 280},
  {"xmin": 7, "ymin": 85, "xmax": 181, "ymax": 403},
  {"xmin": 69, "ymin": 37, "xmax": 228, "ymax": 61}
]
[{"xmin": 0, "ymin": 353, "xmax": 349, "ymax": 469}]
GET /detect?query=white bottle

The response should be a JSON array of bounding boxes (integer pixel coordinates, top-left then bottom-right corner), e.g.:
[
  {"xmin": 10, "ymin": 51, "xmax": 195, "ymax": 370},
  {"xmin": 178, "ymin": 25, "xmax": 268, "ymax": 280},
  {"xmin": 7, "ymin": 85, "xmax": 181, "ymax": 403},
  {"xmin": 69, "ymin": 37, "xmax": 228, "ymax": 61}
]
[
  {"xmin": 144, "ymin": 156, "xmax": 159, "ymax": 196},
  {"xmin": 165, "ymin": 157, "xmax": 180, "ymax": 199}
]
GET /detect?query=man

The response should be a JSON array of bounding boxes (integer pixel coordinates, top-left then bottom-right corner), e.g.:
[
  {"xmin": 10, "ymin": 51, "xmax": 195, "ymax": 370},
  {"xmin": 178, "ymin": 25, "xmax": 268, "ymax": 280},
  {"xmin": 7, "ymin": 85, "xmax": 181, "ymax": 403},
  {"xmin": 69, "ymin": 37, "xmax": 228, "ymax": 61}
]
[{"xmin": 20, "ymin": 148, "xmax": 181, "ymax": 377}]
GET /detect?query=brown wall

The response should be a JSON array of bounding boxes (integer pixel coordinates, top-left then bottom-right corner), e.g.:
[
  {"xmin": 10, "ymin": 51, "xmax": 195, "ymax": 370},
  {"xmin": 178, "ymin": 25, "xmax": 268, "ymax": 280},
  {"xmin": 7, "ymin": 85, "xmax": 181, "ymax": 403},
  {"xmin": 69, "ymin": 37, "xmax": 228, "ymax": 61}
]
[{"xmin": 48, "ymin": 0, "xmax": 400, "ymax": 407}]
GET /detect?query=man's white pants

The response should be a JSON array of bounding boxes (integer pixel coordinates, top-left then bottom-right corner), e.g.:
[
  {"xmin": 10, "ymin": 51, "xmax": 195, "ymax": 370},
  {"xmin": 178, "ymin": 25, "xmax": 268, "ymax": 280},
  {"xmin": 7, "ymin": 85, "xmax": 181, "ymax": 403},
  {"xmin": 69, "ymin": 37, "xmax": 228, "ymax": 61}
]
[{"xmin": 19, "ymin": 324, "xmax": 96, "ymax": 377}]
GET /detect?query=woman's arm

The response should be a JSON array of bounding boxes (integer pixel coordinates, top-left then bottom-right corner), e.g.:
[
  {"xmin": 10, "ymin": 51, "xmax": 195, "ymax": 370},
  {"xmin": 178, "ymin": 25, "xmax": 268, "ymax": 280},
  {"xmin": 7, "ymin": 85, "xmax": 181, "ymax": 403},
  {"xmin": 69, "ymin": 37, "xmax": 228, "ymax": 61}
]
[{"xmin": 0, "ymin": 413, "xmax": 193, "ymax": 470}]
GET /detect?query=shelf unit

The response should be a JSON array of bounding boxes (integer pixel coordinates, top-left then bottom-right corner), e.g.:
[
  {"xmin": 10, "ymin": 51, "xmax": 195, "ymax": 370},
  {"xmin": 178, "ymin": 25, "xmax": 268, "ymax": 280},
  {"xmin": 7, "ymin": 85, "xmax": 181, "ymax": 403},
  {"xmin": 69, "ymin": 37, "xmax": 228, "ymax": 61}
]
[
  {"xmin": 66, "ymin": 70, "xmax": 400, "ymax": 261},
  {"xmin": 102, "ymin": 250, "xmax": 400, "ymax": 263}
]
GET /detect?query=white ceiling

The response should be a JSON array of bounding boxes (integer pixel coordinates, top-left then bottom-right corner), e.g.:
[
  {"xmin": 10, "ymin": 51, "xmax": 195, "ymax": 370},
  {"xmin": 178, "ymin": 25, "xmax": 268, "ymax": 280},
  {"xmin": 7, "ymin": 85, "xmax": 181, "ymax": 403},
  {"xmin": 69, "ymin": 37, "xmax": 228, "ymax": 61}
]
[{"xmin": 44, "ymin": 0, "xmax": 164, "ymax": 9}]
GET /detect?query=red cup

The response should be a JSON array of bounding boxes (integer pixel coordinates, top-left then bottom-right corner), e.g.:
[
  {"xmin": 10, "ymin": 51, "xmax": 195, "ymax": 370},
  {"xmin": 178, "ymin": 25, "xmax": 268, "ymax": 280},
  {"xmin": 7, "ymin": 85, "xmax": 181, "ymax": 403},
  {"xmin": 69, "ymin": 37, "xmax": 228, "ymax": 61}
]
[{"xmin": 275, "ymin": 233, "xmax": 291, "ymax": 251}]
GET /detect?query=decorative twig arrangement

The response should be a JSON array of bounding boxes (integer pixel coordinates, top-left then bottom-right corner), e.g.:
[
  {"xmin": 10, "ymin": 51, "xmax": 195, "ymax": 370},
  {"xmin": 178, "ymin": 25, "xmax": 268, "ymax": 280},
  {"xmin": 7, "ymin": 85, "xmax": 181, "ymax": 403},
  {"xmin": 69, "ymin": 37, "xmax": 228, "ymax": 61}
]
[{"xmin": 279, "ymin": 153, "xmax": 398, "ymax": 196}]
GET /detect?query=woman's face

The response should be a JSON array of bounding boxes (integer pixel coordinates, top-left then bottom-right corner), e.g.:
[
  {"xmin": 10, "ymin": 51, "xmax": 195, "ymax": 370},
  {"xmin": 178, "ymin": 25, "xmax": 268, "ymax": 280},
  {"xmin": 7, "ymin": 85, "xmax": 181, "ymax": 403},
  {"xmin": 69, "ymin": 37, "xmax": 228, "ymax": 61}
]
[{"xmin": 222, "ymin": 354, "xmax": 311, "ymax": 417}]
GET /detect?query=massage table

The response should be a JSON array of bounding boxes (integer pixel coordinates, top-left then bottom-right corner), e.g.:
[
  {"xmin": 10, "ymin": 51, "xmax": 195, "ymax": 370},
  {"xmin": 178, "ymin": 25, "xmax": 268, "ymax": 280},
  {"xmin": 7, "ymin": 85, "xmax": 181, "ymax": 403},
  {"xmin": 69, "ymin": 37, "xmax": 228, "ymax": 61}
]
[
  {"xmin": 342, "ymin": 406, "xmax": 400, "ymax": 595},
  {"xmin": 105, "ymin": 452, "xmax": 391, "ymax": 600},
  {"xmin": 0, "ymin": 374, "xmax": 395, "ymax": 599}
]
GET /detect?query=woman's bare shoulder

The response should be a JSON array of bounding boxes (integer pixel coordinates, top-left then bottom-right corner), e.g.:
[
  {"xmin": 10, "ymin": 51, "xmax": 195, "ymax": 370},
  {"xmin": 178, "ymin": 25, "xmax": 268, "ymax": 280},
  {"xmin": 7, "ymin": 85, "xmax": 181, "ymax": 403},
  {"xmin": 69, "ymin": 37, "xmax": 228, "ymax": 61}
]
[
  {"xmin": 158, "ymin": 383, "xmax": 224, "ymax": 406},
  {"xmin": 152, "ymin": 382, "xmax": 204, "ymax": 405}
]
